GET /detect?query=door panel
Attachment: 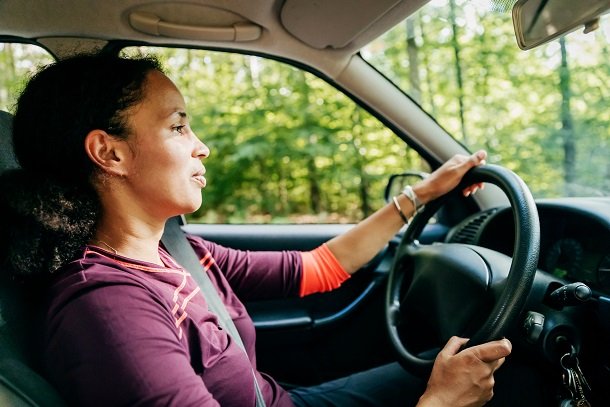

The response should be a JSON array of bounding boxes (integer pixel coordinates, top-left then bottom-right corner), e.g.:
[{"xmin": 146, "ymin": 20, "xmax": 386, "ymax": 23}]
[{"xmin": 182, "ymin": 222, "xmax": 447, "ymax": 385}]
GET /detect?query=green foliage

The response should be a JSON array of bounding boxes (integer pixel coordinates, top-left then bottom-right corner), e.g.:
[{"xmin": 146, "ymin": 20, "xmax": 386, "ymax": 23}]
[
  {"xmin": 123, "ymin": 47, "xmax": 423, "ymax": 223},
  {"xmin": 364, "ymin": 0, "xmax": 609, "ymax": 198},
  {"xmin": 2, "ymin": 2, "xmax": 608, "ymax": 224},
  {"xmin": 121, "ymin": 6, "xmax": 610, "ymax": 222},
  {"xmin": 0, "ymin": 43, "xmax": 53, "ymax": 112}
]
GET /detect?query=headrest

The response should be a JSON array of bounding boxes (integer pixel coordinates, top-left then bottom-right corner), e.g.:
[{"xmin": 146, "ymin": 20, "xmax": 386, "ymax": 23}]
[{"xmin": 0, "ymin": 111, "xmax": 19, "ymax": 172}]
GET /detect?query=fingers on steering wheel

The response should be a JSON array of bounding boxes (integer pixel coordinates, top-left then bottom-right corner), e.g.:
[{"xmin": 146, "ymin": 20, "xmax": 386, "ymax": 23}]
[
  {"xmin": 472, "ymin": 149, "xmax": 487, "ymax": 164},
  {"xmin": 471, "ymin": 338, "xmax": 512, "ymax": 364},
  {"xmin": 462, "ymin": 151, "xmax": 487, "ymax": 196},
  {"xmin": 463, "ymin": 182, "xmax": 484, "ymax": 196},
  {"xmin": 441, "ymin": 336, "xmax": 469, "ymax": 356}
]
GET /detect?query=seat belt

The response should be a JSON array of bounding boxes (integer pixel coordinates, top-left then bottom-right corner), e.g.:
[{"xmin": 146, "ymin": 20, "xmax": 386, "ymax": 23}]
[{"xmin": 161, "ymin": 216, "xmax": 267, "ymax": 407}]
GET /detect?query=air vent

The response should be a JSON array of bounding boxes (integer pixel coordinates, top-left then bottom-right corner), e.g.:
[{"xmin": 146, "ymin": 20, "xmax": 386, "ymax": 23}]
[{"xmin": 447, "ymin": 209, "xmax": 498, "ymax": 244}]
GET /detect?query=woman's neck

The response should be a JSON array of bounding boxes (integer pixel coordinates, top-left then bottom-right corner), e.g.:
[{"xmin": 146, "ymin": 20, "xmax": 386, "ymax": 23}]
[{"xmin": 92, "ymin": 218, "xmax": 165, "ymax": 266}]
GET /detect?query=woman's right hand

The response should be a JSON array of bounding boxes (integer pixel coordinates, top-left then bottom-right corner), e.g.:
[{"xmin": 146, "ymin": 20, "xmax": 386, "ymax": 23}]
[{"xmin": 416, "ymin": 336, "xmax": 512, "ymax": 407}]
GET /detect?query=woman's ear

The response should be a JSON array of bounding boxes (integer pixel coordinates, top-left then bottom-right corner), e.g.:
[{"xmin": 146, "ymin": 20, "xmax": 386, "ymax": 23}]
[{"xmin": 84, "ymin": 130, "xmax": 130, "ymax": 176}]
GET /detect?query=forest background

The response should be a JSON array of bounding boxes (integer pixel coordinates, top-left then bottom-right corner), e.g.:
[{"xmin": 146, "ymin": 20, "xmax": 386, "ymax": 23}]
[{"xmin": 1, "ymin": 0, "xmax": 608, "ymax": 224}]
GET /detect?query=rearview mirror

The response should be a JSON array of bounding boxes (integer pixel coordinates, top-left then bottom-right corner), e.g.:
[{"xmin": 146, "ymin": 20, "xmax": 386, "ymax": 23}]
[
  {"xmin": 512, "ymin": 0, "xmax": 610, "ymax": 50},
  {"xmin": 384, "ymin": 172, "xmax": 428, "ymax": 203}
]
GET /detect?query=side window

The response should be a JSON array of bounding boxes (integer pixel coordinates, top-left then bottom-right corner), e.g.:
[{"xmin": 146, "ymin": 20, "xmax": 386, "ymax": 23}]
[
  {"xmin": 122, "ymin": 47, "xmax": 429, "ymax": 224},
  {"xmin": 0, "ymin": 43, "xmax": 54, "ymax": 112}
]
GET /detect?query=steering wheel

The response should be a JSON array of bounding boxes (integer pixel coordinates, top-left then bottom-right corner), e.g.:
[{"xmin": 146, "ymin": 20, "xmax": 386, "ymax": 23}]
[{"xmin": 385, "ymin": 164, "xmax": 540, "ymax": 376}]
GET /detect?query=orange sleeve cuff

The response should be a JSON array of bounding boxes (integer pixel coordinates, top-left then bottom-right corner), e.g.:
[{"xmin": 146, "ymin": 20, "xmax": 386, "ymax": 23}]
[{"xmin": 299, "ymin": 243, "xmax": 350, "ymax": 297}]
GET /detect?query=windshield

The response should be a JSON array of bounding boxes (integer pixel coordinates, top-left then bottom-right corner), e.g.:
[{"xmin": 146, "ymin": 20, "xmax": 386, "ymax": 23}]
[{"xmin": 362, "ymin": 0, "xmax": 609, "ymax": 198}]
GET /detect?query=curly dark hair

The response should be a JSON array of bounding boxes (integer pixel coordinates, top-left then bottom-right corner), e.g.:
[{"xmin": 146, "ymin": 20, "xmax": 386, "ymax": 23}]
[{"xmin": 0, "ymin": 53, "xmax": 162, "ymax": 278}]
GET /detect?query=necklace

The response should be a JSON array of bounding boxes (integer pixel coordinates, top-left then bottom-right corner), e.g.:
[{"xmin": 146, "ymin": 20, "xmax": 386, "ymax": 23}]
[{"xmin": 91, "ymin": 239, "xmax": 118, "ymax": 255}]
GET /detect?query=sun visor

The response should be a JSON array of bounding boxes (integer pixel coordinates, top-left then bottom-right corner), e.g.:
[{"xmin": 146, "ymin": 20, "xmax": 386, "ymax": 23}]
[{"xmin": 280, "ymin": 0, "xmax": 427, "ymax": 49}]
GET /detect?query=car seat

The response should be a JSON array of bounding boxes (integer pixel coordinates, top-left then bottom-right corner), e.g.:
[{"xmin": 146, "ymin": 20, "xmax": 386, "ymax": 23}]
[{"xmin": 0, "ymin": 110, "xmax": 67, "ymax": 406}]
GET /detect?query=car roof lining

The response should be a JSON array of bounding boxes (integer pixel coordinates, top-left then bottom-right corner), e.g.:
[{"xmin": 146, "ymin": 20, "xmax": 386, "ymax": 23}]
[
  {"xmin": 0, "ymin": 0, "xmax": 430, "ymax": 76},
  {"xmin": 0, "ymin": 0, "xmax": 428, "ymax": 45}
]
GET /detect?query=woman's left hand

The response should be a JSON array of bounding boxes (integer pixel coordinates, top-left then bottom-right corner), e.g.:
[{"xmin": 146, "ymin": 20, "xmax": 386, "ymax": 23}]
[{"xmin": 413, "ymin": 150, "xmax": 487, "ymax": 204}]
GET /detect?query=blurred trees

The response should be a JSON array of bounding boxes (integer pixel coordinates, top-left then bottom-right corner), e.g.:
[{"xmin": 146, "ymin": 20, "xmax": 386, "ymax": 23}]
[
  {"xmin": 0, "ymin": 43, "xmax": 52, "ymax": 112},
  {"xmin": 367, "ymin": 0, "xmax": 609, "ymax": 198},
  {"xmin": 125, "ymin": 48, "xmax": 422, "ymax": 223},
  {"xmin": 1, "ymin": 0, "xmax": 608, "ymax": 224}
]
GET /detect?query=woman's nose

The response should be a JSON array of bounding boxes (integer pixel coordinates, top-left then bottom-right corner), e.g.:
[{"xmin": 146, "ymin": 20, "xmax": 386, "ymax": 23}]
[
  {"xmin": 193, "ymin": 139, "xmax": 210, "ymax": 159},
  {"xmin": 189, "ymin": 127, "xmax": 210, "ymax": 158}
]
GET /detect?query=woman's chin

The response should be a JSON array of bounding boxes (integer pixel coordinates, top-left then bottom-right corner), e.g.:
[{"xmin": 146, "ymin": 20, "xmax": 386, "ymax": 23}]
[{"xmin": 184, "ymin": 197, "xmax": 203, "ymax": 215}]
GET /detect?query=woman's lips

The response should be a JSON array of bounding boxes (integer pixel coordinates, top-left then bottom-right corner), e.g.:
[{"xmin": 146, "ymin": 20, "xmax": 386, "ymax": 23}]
[
  {"xmin": 192, "ymin": 174, "xmax": 207, "ymax": 188},
  {"xmin": 192, "ymin": 168, "xmax": 207, "ymax": 188}
]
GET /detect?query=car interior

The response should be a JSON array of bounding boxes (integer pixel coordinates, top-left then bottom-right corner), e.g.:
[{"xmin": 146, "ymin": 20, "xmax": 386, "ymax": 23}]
[{"xmin": 0, "ymin": 0, "xmax": 609, "ymax": 406}]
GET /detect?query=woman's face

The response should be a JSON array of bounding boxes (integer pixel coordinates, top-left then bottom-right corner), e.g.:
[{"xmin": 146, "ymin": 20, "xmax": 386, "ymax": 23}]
[{"xmin": 122, "ymin": 70, "xmax": 210, "ymax": 219}]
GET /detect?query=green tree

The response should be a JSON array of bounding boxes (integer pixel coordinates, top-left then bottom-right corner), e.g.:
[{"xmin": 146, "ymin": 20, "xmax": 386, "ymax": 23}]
[{"xmin": 0, "ymin": 43, "xmax": 53, "ymax": 112}]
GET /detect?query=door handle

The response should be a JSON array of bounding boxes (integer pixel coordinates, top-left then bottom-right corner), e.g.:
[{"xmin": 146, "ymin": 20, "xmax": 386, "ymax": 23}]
[{"xmin": 129, "ymin": 11, "xmax": 262, "ymax": 42}]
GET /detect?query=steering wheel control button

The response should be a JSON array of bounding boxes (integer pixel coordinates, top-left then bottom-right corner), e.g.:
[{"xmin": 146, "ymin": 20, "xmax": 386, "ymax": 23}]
[{"xmin": 523, "ymin": 311, "xmax": 545, "ymax": 343}]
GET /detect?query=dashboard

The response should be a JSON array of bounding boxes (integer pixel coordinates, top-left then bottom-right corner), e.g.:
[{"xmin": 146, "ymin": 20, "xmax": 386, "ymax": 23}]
[{"xmin": 446, "ymin": 197, "xmax": 610, "ymax": 296}]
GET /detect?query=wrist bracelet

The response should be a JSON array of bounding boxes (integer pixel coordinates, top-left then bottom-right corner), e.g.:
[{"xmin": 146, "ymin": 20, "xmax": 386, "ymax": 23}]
[
  {"xmin": 401, "ymin": 185, "xmax": 425, "ymax": 214},
  {"xmin": 392, "ymin": 196, "xmax": 409, "ymax": 224}
]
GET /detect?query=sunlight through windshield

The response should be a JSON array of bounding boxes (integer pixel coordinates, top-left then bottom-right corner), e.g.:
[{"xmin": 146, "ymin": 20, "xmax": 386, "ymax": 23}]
[{"xmin": 362, "ymin": 0, "xmax": 609, "ymax": 198}]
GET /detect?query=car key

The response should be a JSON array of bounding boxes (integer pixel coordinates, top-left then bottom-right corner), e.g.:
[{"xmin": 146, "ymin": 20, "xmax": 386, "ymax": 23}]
[{"xmin": 560, "ymin": 352, "xmax": 592, "ymax": 406}]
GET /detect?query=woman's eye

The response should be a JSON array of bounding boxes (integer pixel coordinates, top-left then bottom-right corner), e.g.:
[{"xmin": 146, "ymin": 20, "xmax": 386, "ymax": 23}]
[{"xmin": 173, "ymin": 125, "xmax": 186, "ymax": 134}]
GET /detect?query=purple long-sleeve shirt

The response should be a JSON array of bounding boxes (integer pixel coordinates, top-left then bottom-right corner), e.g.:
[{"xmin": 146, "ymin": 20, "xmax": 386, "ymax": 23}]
[{"xmin": 43, "ymin": 235, "xmax": 302, "ymax": 406}]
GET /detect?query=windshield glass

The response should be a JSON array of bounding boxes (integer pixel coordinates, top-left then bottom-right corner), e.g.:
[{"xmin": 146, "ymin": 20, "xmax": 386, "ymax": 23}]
[{"xmin": 362, "ymin": 0, "xmax": 609, "ymax": 198}]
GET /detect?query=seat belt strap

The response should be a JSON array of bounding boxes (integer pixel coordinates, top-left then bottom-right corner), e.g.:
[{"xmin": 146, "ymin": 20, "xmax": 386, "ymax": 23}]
[{"xmin": 161, "ymin": 216, "xmax": 267, "ymax": 407}]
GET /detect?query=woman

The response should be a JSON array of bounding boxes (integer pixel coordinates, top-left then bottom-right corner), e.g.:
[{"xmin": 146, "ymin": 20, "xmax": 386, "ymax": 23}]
[{"xmin": 0, "ymin": 54, "xmax": 509, "ymax": 406}]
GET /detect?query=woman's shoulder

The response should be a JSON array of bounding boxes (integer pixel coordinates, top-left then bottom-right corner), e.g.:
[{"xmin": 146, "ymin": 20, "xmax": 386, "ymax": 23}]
[
  {"xmin": 46, "ymin": 246, "xmax": 170, "ymax": 311},
  {"xmin": 53, "ymin": 246, "xmax": 150, "ymax": 282}
]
